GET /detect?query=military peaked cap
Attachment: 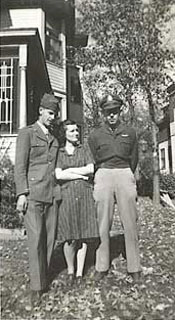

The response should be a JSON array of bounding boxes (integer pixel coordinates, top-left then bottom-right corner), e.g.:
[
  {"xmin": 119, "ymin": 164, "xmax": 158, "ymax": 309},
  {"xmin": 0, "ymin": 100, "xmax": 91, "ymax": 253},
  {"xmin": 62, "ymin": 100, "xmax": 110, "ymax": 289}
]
[{"xmin": 100, "ymin": 94, "xmax": 123, "ymax": 111}]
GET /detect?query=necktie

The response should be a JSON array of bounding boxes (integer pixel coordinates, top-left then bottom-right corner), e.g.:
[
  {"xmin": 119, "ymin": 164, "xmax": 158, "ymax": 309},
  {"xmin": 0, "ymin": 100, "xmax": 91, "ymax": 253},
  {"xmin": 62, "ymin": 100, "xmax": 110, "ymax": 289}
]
[
  {"xmin": 46, "ymin": 132, "xmax": 52, "ymax": 143},
  {"xmin": 45, "ymin": 132, "xmax": 49, "ymax": 140}
]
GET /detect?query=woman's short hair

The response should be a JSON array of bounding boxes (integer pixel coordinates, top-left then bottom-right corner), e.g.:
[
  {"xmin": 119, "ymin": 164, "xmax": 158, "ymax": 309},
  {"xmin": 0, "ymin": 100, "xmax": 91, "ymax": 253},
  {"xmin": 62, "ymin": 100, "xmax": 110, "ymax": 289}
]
[{"xmin": 57, "ymin": 119, "xmax": 77, "ymax": 146}]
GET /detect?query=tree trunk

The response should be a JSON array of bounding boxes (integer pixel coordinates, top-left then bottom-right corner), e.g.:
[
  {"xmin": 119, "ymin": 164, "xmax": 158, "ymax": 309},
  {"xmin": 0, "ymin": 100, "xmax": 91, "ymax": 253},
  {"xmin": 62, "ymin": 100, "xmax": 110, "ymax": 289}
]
[
  {"xmin": 152, "ymin": 121, "xmax": 160, "ymax": 206},
  {"xmin": 147, "ymin": 88, "xmax": 160, "ymax": 207}
]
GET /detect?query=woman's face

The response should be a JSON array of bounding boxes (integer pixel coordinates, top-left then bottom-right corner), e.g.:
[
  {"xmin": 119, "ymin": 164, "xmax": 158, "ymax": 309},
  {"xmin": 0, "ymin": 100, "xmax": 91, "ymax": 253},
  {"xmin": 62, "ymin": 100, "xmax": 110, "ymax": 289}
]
[{"xmin": 65, "ymin": 124, "xmax": 79, "ymax": 144}]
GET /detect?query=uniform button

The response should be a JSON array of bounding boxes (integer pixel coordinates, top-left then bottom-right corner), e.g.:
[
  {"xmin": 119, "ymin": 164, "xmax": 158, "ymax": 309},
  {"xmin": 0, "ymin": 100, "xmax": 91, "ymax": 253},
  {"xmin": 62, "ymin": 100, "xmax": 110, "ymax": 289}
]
[
  {"xmin": 48, "ymin": 161, "xmax": 52, "ymax": 164},
  {"xmin": 75, "ymin": 197, "xmax": 78, "ymax": 201}
]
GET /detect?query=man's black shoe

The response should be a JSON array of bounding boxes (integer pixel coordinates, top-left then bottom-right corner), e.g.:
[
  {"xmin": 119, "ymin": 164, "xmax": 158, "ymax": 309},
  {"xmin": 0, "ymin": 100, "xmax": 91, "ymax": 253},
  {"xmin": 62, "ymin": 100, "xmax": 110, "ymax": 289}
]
[
  {"xmin": 127, "ymin": 271, "xmax": 141, "ymax": 283},
  {"xmin": 93, "ymin": 270, "xmax": 108, "ymax": 282},
  {"xmin": 30, "ymin": 290, "xmax": 42, "ymax": 308},
  {"xmin": 75, "ymin": 276, "xmax": 85, "ymax": 287}
]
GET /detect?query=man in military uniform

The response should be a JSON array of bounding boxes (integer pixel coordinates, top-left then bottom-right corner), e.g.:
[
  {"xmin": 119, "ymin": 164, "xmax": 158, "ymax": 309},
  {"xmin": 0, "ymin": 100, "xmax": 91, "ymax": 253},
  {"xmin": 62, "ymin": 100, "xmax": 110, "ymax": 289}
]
[
  {"xmin": 15, "ymin": 93, "xmax": 60, "ymax": 304},
  {"xmin": 88, "ymin": 94, "xmax": 141, "ymax": 282}
]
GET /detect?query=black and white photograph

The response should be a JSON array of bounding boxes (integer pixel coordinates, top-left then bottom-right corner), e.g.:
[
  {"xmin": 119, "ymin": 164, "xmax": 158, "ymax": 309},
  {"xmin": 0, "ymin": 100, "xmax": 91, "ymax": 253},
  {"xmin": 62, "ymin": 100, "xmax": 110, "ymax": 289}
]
[{"xmin": 0, "ymin": 0, "xmax": 175, "ymax": 319}]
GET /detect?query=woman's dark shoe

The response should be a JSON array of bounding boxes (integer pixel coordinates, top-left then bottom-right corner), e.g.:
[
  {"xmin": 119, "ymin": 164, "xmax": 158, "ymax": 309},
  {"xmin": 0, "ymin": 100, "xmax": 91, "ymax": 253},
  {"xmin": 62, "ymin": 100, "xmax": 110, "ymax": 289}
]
[
  {"xmin": 76, "ymin": 276, "xmax": 84, "ymax": 286},
  {"xmin": 66, "ymin": 274, "xmax": 74, "ymax": 288}
]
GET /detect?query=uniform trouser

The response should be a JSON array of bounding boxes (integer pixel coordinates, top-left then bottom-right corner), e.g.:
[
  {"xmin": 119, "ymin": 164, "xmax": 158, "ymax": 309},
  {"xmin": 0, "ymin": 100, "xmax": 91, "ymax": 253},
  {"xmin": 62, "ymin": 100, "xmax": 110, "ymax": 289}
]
[
  {"xmin": 24, "ymin": 199, "xmax": 57, "ymax": 291},
  {"xmin": 94, "ymin": 168, "xmax": 141, "ymax": 273}
]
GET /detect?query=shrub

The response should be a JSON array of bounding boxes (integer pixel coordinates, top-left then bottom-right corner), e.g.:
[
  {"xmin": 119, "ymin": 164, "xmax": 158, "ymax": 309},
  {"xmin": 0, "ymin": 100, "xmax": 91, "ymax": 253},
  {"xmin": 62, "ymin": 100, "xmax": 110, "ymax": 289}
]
[
  {"xmin": 159, "ymin": 173, "xmax": 175, "ymax": 198},
  {"xmin": 0, "ymin": 154, "xmax": 23, "ymax": 229},
  {"xmin": 137, "ymin": 156, "xmax": 175, "ymax": 199}
]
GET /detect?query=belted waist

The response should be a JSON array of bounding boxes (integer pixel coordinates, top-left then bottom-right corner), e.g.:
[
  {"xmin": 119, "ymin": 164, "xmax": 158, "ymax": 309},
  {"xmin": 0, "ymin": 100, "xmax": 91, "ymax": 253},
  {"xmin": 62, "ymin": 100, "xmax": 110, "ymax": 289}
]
[{"xmin": 97, "ymin": 162, "xmax": 130, "ymax": 169}]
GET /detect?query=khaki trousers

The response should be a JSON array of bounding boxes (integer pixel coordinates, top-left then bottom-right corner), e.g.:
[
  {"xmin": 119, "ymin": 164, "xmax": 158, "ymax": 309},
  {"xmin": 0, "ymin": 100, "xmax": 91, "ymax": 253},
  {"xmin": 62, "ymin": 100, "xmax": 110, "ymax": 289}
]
[
  {"xmin": 24, "ymin": 199, "xmax": 57, "ymax": 291},
  {"xmin": 94, "ymin": 168, "xmax": 140, "ymax": 273}
]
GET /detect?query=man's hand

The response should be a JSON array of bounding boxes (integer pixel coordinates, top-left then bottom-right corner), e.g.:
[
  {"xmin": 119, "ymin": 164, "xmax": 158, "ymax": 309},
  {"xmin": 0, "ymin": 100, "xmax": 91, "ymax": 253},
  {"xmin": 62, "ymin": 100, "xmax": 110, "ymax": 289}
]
[{"xmin": 16, "ymin": 195, "xmax": 28, "ymax": 215}]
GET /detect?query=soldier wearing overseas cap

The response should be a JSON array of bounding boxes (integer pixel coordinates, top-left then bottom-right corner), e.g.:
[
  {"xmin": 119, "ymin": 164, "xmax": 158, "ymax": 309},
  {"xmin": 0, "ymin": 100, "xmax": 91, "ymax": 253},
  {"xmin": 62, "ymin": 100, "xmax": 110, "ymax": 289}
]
[
  {"xmin": 14, "ymin": 93, "xmax": 60, "ymax": 306},
  {"xmin": 88, "ymin": 94, "xmax": 141, "ymax": 283}
]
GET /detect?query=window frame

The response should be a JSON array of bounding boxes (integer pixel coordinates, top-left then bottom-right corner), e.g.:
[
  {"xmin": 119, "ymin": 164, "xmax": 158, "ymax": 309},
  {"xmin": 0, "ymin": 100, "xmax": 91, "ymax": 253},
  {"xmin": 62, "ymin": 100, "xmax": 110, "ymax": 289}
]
[{"xmin": 0, "ymin": 52, "xmax": 19, "ymax": 135}]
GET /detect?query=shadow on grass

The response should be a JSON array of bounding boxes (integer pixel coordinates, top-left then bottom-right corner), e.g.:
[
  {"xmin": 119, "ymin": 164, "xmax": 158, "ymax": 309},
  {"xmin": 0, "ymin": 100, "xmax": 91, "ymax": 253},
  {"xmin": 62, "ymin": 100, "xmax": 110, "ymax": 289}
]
[{"xmin": 49, "ymin": 233, "xmax": 126, "ymax": 283}]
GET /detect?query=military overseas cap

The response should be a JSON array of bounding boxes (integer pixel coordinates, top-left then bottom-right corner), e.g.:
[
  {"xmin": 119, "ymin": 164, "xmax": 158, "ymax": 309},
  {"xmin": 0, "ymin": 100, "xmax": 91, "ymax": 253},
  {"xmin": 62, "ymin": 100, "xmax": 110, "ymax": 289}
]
[
  {"xmin": 100, "ymin": 94, "xmax": 123, "ymax": 112},
  {"xmin": 40, "ymin": 93, "xmax": 59, "ymax": 113}
]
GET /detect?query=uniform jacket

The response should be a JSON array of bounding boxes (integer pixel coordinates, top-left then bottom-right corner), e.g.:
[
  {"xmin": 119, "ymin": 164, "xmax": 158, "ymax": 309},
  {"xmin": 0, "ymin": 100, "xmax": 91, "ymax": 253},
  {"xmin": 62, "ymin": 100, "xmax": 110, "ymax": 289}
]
[
  {"xmin": 88, "ymin": 123, "xmax": 138, "ymax": 173},
  {"xmin": 15, "ymin": 122, "xmax": 59, "ymax": 203}
]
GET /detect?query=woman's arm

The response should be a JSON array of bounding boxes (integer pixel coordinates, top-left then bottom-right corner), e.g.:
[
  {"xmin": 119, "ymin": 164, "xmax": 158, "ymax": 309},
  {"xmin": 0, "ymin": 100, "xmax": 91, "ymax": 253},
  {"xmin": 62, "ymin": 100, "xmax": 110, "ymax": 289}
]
[
  {"xmin": 65, "ymin": 163, "xmax": 94, "ymax": 176},
  {"xmin": 55, "ymin": 168, "xmax": 89, "ymax": 181}
]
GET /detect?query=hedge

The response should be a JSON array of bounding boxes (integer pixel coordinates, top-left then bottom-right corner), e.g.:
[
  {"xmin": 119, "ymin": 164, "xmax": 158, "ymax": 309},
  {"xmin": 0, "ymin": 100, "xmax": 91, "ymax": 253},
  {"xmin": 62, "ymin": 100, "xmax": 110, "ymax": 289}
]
[{"xmin": 0, "ymin": 155, "xmax": 23, "ymax": 229}]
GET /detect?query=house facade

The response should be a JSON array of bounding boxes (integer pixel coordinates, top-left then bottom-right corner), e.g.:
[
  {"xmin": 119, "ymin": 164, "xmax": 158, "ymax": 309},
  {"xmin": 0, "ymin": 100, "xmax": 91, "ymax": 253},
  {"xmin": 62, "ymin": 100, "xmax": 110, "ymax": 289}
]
[
  {"xmin": 0, "ymin": 0, "xmax": 83, "ymax": 162},
  {"xmin": 158, "ymin": 83, "xmax": 175, "ymax": 174}
]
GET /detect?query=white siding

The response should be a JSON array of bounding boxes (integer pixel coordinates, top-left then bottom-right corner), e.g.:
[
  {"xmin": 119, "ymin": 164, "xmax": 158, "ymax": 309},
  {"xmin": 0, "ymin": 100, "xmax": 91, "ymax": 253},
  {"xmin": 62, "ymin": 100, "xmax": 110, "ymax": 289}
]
[
  {"xmin": 9, "ymin": 9, "xmax": 45, "ymax": 49},
  {"xmin": 167, "ymin": 5, "xmax": 175, "ymax": 51},
  {"xmin": 46, "ymin": 62, "xmax": 66, "ymax": 93}
]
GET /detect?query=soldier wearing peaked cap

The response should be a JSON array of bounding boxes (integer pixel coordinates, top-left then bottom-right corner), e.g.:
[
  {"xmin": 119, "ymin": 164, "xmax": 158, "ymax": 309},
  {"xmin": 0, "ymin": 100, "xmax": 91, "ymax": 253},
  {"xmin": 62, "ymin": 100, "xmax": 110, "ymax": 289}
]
[
  {"xmin": 14, "ymin": 93, "xmax": 60, "ymax": 305},
  {"xmin": 88, "ymin": 94, "xmax": 141, "ymax": 282}
]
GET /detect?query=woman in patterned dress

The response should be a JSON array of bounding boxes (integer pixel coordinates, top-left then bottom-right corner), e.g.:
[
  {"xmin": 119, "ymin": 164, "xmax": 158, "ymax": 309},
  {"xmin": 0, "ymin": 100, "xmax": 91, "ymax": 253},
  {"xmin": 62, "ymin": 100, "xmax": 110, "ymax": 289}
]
[{"xmin": 55, "ymin": 120, "xmax": 99, "ymax": 285}]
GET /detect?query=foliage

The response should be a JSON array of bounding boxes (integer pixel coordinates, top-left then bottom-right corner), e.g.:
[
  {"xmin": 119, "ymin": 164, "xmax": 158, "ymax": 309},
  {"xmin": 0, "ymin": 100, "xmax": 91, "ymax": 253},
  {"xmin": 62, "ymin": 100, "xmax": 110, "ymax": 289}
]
[
  {"xmin": 160, "ymin": 173, "xmax": 175, "ymax": 198},
  {"xmin": 1, "ymin": 197, "xmax": 175, "ymax": 319},
  {"xmin": 137, "ymin": 159, "xmax": 175, "ymax": 198},
  {"xmin": 72, "ymin": 0, "xmax": 175, "ymax": 205},
  {"xmin": 74, "ymin": 0, "xmax": 175, "ymax": 123},
  {"xmin": 0, "ymin": 154, "xmax": 22, "ymax": 229}
]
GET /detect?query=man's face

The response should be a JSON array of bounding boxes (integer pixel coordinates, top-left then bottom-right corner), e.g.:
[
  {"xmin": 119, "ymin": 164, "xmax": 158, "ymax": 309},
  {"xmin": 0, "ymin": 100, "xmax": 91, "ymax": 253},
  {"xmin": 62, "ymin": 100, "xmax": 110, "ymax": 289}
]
[
  {"xmin": 39, "ymin": 107, "xmax": 57, "ymax": 128},
  {"xmin": 103, "ymin": 107, "xmax": 120, "ymax": 127}
]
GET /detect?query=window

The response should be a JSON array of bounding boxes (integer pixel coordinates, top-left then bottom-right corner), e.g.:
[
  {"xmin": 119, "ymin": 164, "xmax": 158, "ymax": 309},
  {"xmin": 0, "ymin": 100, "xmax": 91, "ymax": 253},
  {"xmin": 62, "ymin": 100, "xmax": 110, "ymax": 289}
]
[
  {"xmin": 46, "ymin": 28, "xmax": 63, "ymax": 66},
  {"xmin": 160, "ymin": 148, "xmax": 166, "ymax": 170},
  {"xmin": 0, "ymin": 57, "xmax": 18, "ymax": 134}
]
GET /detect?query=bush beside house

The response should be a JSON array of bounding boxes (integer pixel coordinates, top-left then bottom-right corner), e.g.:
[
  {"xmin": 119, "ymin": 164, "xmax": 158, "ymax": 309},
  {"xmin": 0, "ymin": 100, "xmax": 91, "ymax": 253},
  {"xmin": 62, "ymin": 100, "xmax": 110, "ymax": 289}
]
[
  {"xmin": 137, "ymin": 154, "xmax": 175, "ymax": 199},
  {"xmin": 0, "ymin": 155, "xmax": 23, "ymax": 229},
  {"xmin": 159, "ymin": 173, "xmax": 175, "ymax": 199}
]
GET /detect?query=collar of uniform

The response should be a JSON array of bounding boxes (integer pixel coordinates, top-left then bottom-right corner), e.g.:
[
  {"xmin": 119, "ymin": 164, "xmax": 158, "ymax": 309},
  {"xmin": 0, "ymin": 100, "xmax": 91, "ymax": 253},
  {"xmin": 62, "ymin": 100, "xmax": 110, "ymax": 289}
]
[
  {"xmin": 102, "ymin": 123, "xmax": 126, "ymax": 135},
  {"xmin": 59, "ymin": 144, "xmax": 82, "ymax": 152},
  {"xmin": 37, "ymin": 120, "xmax": 49, "ymax": 135},
  {"xmin": 114, "ymin": 123, "xmax": 126, "ymax": 135}
]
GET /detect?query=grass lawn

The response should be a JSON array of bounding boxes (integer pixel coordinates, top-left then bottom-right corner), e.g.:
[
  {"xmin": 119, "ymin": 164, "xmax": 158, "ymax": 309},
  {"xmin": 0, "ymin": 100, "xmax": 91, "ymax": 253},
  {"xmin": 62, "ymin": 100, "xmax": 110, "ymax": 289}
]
[{"xmin": 1, "ymin": 197, "xmax": 175, "ymax": 320}]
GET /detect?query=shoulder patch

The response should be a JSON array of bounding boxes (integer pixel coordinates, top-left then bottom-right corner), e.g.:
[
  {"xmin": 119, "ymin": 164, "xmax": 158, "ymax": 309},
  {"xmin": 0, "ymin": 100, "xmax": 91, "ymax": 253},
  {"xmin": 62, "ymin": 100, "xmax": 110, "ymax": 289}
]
[{"xmin": 121, "ymin": 134, "xmax": 129, "ymax": 137}]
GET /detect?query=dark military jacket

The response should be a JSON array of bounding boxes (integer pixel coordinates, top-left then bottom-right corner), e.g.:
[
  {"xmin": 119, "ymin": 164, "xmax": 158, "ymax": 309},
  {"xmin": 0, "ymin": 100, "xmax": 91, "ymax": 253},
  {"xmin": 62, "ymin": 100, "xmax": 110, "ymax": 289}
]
[
  {"xmin": 15, "ymin": 122, "xmax": 59, "ymax": 203},
  {"xmin": 88, "ymin": 123, "xmax": 138, "ymax": 173}
]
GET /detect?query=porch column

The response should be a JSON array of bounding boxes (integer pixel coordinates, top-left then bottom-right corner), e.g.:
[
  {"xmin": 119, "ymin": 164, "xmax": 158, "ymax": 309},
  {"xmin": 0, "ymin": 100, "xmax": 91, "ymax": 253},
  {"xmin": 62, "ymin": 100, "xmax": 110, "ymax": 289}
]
[
  {"xmin": 61, "ymin": 97, "xmax": 67, "ymax": 120},
  {"xmin": 19, "ymin": 45, "xmax": 27, "ymax": 128}
]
